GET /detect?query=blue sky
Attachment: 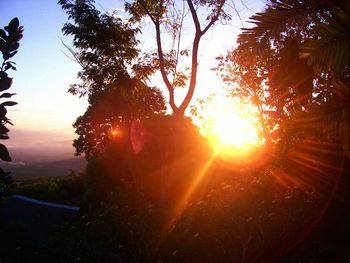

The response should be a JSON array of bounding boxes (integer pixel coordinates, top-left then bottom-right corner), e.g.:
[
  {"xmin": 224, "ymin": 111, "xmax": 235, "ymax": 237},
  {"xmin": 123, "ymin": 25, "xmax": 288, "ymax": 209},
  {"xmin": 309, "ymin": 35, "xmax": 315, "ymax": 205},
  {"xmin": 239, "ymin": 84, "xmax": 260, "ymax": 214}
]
[{"xmin": 0, "ymin": 0, "xmax": 265, "ymax": 154}]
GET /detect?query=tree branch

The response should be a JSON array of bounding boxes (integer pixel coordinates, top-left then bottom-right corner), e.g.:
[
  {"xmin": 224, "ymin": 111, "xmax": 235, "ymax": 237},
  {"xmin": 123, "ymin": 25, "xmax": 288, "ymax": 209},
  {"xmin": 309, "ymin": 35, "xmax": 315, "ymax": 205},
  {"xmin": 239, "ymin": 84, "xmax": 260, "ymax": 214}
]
[
  {"xmin": 155, "ymin": 22, "xmax": 178, "ymax": 112},
  {"xmin": 201, "ymin": 0, "xmax": 225, "ymax": 36},
  {"xmin": 139, "ymin": 0, "xmax": 177, "ymax": 112},
  {"xmin": 139, "ymin": 0, "xmax": 156, "ymax": 24},
  {"xmin": 178, "ymin": 0, "xmax": 226, "ymax": 115},
  {"xmin": 186, "ymin": 0, "xmax": 201, "ymax": 32},
  {"xmin": 178, "ymin": 30, "xmax": 201, "ymax": 115},
  {"xmin": 171, "ymin": 0, "xmax": 186, "ymax": 87}
]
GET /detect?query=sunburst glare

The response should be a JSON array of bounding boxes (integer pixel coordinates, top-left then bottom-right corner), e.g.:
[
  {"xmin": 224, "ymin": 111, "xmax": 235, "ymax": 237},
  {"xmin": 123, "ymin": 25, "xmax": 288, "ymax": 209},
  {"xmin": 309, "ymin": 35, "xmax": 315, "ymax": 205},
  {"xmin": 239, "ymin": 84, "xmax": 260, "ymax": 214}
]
[{"xmin": 193, "ymin": 93, "xmax": 264, "ymax": 157}]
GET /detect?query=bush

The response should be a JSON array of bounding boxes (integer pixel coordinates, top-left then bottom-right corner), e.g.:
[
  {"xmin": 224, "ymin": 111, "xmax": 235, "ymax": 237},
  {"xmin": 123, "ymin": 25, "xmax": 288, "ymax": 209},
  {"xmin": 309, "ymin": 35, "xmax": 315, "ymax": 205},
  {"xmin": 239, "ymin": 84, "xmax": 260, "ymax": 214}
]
[{"xmin": 12, "ymin": 174, "xmax": 84, "ymax": 205}]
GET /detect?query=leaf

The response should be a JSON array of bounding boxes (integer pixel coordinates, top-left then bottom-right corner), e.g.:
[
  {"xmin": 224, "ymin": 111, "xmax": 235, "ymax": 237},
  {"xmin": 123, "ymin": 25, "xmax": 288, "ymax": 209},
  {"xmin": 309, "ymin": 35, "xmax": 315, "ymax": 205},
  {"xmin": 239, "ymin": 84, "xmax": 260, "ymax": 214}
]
[
  {"xmin": 4, "ymin": 62, "xmax": 16, "ymax": 71},
  {"xmin": 0, "ymin": 74, "xmax": 12, "ymax": 91},
  {"xmin": 0, "ymin": 134, "xmax": 9, "ymax": 140},
  {"xmin": 8, "ymin": 51, "xmax": 18, "ymax": 59},
  {"xmin": 0, "ymin": 124, "xmax": 9, "ymax": 134},
  {"xmin": 3, "ymin": 118, "xmax": 13, "ymax": 126},
  {"xmin": 0, "ymin": 39, "xmax": 5, "ymax": 52},
  {"xmin": 0, "ymin": 106, "xmax": 7, "ymax": 118},
  {"xmin": 0, "ymin": 29, "xmax": 7, "ymax": 40},
  {"xmin": 8, "ymin": 18, "xmax": 19, "ymax": 31},
  {"xmin": 0, "ymin": 93, "xmax": 16, "ymax": 99},
  {"xmin": 1, "ymin": 101, "xmax": 17, "ymax": 107},
  {"xmin": 0, "ymin": 144, "xmax": 11, "ymax": 161},
  {"xmin": 3, "ymin": 51, "xmax": 11, "ymax": 61},
  {"xmin": 8, "ymin": 43, "xmax": 19, "ymax": 52}
]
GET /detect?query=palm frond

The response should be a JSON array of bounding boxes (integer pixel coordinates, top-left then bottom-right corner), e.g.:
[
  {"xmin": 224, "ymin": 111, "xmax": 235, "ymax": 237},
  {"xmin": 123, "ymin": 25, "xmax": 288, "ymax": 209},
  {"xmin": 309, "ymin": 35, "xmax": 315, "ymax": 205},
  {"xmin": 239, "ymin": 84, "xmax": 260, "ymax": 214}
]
[{"xmin": 300, "ymin": 8, "xmax": 350, "ymax": 77}]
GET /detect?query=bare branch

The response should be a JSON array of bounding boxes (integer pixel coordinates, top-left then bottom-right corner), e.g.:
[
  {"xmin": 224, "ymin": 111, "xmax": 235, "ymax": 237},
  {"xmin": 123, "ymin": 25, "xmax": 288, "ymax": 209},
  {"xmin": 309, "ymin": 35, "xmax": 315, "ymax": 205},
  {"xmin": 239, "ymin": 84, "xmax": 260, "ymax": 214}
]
[
  {"xmin": 239, "ymin": 0, "xmax": 255, "ymax": 13},
  {"xmin": 228, "ymin": 0, "xmax": 243, "ymax": 27},
  {"xmin": 155, "ymin": 22, "xmax": 178, "ymax": 111},
  {"xmin": 201, "ymin": 0, "xmax": 226, "ymax": 36},
  {"xmin": 171, "ymin": 0, "xmax": 186, "ymax": 87},
  {"xmin": 60, "ymin": 39, "xmax": 86, "ymax": 69},
  {"xmin": 178, "ymin": 31, "xmax": 200, "ymax": 114},
  {"xmin": 138, "ymin": 0, "xmax": 178, "ymax": 111}
]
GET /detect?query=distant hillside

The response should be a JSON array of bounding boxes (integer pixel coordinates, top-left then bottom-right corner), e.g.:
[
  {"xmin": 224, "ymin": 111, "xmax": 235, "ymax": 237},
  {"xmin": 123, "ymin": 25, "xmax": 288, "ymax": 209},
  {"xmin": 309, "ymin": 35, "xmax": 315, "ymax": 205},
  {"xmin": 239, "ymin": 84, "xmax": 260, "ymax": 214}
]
[
  {"xmin": 0, "ymin": 129, "xmax": 87, "ymax": 180},
  {"xmin": 7, "ymin": 145, "xmax": 76, "ymax": 163},
  {"xmin": 0, "ymin": 146, "xmax": 86, "ymax": 181},
  {"xmin": 1, "ymin": 157, "xmax": 86, "ymax": 181}
]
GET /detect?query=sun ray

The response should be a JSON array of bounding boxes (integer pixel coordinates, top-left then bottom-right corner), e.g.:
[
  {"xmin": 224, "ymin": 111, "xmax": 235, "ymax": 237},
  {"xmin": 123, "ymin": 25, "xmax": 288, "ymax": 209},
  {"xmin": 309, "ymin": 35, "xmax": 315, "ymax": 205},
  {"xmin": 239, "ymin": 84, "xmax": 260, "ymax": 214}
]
[{"xmin": 158, "ymin": 152, "xmax": 218, "ymax": 247}]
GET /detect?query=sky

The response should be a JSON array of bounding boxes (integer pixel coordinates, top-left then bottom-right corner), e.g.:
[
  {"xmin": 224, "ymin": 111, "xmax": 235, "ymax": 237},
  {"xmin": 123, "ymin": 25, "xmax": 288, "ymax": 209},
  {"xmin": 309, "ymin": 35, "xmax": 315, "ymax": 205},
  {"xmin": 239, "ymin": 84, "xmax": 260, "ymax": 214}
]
[{"xmin": 0, "ymin": 0, "xmax": 265, "ymax": 157}]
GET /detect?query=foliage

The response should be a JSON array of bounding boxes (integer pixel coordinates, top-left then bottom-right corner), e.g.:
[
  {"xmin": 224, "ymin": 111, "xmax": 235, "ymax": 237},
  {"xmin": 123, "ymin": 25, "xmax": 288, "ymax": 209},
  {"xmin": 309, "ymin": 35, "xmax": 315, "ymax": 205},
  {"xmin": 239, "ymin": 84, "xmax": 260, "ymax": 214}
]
[
  {"xmin": 72, "ymin": 79, "xmax": 166, "ymax": 158},
  {"xmin": 59, "ymin": 0, "xmax": 140, "ymax": 97},
  {"xmin": 215, "ymin": 0, "xmax": 350, "ymax": 158},
  {"xmin": 11, "ymin": 174, "xmax": 84, "ymax": 205},
  {"xmin": 0, "ymin": 17, "xmax": 23, "ymax": 195},
  {"xmin": 4, "ymin": 165, "xmax": 342, "ymax": 263},
  {"xmin": 59, "ymin": 0, "xmax": 166, "ymax": 158},
  {"xmin": 239, "ymin": 0, "xmax": 350, "ymax": 79}
]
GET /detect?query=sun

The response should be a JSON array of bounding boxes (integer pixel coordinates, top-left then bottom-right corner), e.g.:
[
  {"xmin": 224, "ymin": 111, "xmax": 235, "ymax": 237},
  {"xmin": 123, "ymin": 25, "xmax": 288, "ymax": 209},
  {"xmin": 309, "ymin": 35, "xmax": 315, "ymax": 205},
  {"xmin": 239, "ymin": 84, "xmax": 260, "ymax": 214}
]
[{"xmin": 193, "ymin": 94, "xmax": 263, "ymax": 157}]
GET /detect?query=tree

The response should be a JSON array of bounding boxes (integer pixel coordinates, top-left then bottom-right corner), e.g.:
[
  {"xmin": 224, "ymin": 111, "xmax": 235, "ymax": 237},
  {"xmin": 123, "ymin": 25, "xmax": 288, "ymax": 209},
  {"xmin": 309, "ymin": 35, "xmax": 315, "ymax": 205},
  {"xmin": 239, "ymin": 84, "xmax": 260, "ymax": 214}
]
[
  {"xmin": 125, "ymin": 0, "xmax": 230, "ymax": 117},
  {"xmin": 73, "ymin": 81, "xmax": 165, "ymax": 158},
  {"xmin": 216, "ymin": 0, "xmax": 350, "ymax": 151},
  {"xmin": 238, "ymin": 0, "xmax": 350, "ymax": 80},
  {"xmin": 239, "ymin": 0, "xmax": 350, "ymax": 155},
  {"xmin": 0, "ymin": 17, "xmax": 23, "ymax": 194},
  {"xmin": 214, "ymin": 46, "xmax": 275, "ymax": 143},
  {"xmin": 59, "ymin": 0, "xmax": 166, "ymax": 158}
]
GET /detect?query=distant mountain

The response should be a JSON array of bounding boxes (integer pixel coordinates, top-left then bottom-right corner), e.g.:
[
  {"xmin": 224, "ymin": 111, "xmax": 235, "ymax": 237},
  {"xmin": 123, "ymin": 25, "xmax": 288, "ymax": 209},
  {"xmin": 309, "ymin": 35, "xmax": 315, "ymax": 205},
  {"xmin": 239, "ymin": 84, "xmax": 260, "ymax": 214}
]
[
  {"xmin": 0, "ymin": 128, "xmax": 87, "ymax": 180},
  {"xmin": 1, "ymin": 143, "xmax": 86, "ymax": 181},
  {"xmin": 6, "ymin": 145, "xmax": 76, "ymax": 164},
  {"xmin": 1, "ymin": 156, "xmax": 86, "ymax": 181}
]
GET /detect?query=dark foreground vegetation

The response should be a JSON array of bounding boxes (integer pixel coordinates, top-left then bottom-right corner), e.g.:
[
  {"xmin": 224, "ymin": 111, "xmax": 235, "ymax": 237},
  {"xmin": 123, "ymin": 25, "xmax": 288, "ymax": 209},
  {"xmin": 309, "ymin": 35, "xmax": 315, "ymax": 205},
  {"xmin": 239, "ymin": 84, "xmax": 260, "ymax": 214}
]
[{"xmin": 1, "ymin": 118, "xmax": 350, "ymax": 262}]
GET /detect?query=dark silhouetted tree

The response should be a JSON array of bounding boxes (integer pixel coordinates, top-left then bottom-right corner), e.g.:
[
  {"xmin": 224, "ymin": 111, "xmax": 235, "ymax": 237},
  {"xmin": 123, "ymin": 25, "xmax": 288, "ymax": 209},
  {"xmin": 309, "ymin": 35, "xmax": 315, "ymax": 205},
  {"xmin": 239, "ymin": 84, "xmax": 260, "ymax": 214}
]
[
  {"xmin": 216, "ymin": 0, "xmax": 350, "ymax": 155},
  {"xmin": 0, "ymin": 17, "xmax": 23, "ymax": 194},
  {"xmin": 59, "ymin": 0, "xmax": 166, "ymax": 158}
]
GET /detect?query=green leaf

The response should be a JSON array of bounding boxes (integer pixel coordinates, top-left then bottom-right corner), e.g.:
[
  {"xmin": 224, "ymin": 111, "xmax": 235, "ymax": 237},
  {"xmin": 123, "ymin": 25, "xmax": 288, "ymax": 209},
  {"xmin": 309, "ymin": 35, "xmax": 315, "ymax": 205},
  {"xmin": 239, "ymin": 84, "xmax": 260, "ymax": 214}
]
[
  {"xmin": 0, "ymin": 144, "xmax": 11, "ymax": 161},
  {"xmin": 1, "ymin": 101, "xmax": 17, "ymax": 107}
]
